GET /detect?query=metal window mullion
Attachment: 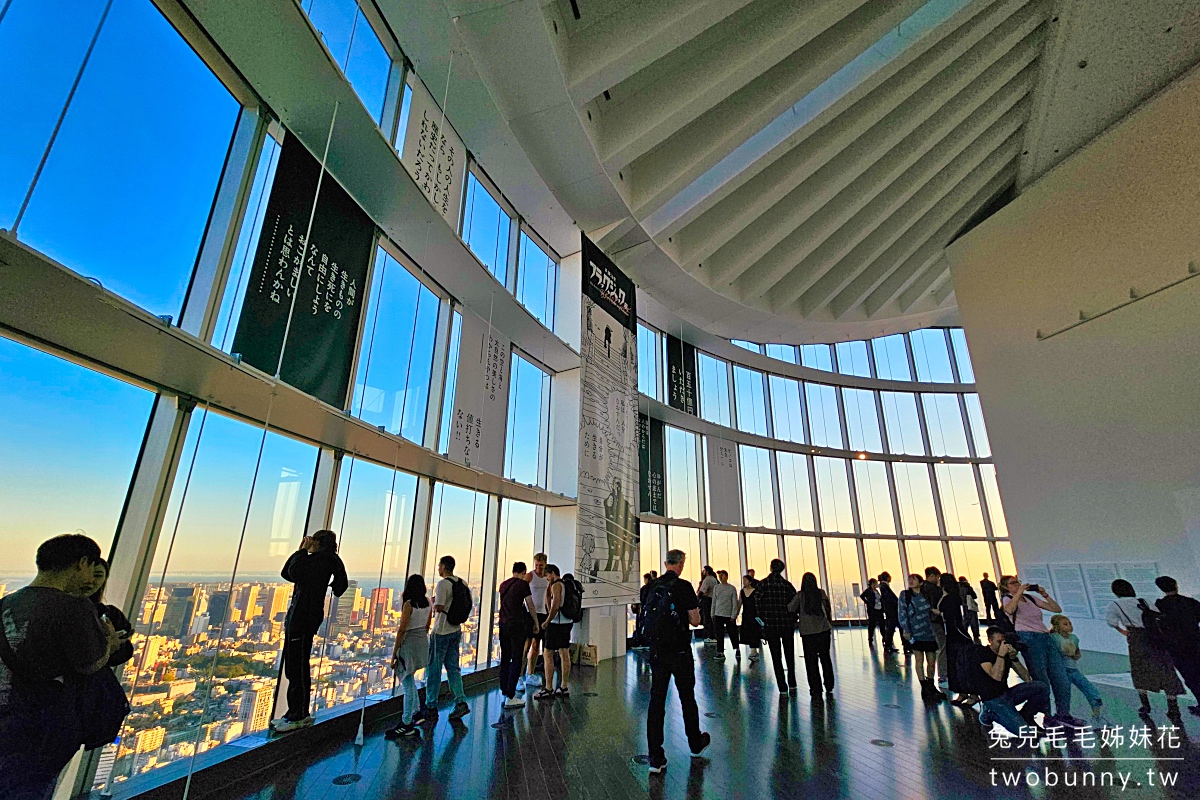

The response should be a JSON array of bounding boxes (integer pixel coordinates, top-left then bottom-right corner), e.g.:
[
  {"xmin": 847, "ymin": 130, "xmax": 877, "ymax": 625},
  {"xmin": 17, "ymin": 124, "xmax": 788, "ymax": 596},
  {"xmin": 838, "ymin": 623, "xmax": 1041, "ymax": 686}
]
[
  {"xmin": 928, "ymin": 462, "xmax": 951, "ymax": 539},
  {"xmin": 944, "ymin": 328, "xmax": 961, "ymax": 384},
  {"xmin": 958, "ymin": 392, "xmax": 980, "ymax": 460},
  {"xmin": 903, "ymin": 332, "xmax": 920, "ymax": 385},
  {"xmin": 475, "ymin": 494, "xmax": 503, "ymax": 671},
  {"xmin": 538, "ymin": 368, "xmax": 552, "ymax": 488},
  {"xmin": 506, "ymin": 213, "xmax": 521, "ymax": 295},
  {"xmin": 884, "ymin": 462, "xmax": 906, "ymax": 540},
  {"xmin": 972, "ymin": 462, "xmax": 997, "ymax": 539},
  {"xmin": 725, "ymin": 358, "xmax": 737, "ymax": 430},
  {"xmin": 379, "ymin": 58, "xmax": 406, "ymax": 146},
  {"xmin": 423, "ymin": 296, "xmax": 454, "ymax": 449},
  {"xmin": 406, "ymin": 477, "xmax": 437, "ymax": 579}
]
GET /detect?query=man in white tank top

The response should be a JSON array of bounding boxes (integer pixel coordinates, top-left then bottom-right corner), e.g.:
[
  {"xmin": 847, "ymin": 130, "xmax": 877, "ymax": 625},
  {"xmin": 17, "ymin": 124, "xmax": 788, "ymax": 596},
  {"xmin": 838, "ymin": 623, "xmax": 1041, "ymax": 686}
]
[{"xmin": 521, "ymin": 553, "xmax": 550, "ymax": 690}]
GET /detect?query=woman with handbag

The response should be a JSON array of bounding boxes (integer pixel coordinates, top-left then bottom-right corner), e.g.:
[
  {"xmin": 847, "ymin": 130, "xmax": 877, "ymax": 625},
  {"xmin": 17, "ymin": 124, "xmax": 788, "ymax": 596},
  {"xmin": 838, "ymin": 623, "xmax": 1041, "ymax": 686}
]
[
  {"xmin": 385, "ymin": 575, "xmax": 432, "ymax": 740},
  {"xmin": 1106, "ymin": 579, "xmax": 1184, "ymax": 720},
  {"xmin": 898, "ymin": 574, "xmax": 944, "ymax": 701},
  {"xmin": 790, "ymin": 572, "xmax": 835, "ymax": 697}
]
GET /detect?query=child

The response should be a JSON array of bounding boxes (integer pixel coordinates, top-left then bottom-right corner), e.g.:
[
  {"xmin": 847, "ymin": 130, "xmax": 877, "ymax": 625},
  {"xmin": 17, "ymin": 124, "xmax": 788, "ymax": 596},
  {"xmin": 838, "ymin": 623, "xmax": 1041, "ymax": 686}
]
[{"xmin": 1049, "ymin": 614, "xmax": 1112, "ymax": 726}]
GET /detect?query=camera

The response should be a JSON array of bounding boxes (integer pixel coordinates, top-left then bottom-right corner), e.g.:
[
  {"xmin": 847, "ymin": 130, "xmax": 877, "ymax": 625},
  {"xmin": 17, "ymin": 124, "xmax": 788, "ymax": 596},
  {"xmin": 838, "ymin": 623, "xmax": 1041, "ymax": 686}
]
[
  {"xmin": 1025, "ymin": 583, "xmax": 1043, "ymax": 594},
  {"xmin": 1002, "ymin": 632, "xmax": 1028, "ymax": 654}
]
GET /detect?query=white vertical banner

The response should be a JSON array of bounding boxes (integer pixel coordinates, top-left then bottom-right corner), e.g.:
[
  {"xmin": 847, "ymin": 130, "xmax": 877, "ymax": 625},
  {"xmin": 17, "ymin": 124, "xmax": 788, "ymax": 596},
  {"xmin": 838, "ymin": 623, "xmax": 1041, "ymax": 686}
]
[
  {"xmin": 399, "ymin": 73, "xmax": 466, "ymax": 227},
  {"xmin": 448, "ymin": 309, "xmax": 509, "ymax": 475},
  {"xmin": 577, "ymin": 236, "xmax": 639, "ymax": 605},
  {"xmin": 705, "ymin": 437, "xmax": 743, "ymax": 527}
]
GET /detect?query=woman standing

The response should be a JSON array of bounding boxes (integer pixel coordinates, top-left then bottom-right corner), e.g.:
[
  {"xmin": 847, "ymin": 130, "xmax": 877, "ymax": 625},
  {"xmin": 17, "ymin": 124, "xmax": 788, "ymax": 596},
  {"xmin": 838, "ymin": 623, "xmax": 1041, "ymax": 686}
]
[
  {"xmin": 936, "ymin": 573, "xmax": 977, "ymax": 706},
  {"xmin": 739, "ymin": 575, "xmax": 762, "ymax": 663},
  {"xmin": 386, "ymin": 575, "xmax": 432, "ymax": 740},
  {"xmin": 793, "ymin": 572, "xmax": 835, "ymax": 697},
  {"xmin": 1001, "ymin": 575, "xmax": 1081, "ymax": 726},
  {"xmin": 899, "ymin": 574, "xmax": 944, "ymax": 701},
  {"xmin": 1106, "ymin": 579, "xmax": 1184, "ymax": 720},
  {"xmin": 79, "ymin": 559, "xmax": 134, "ymax": 667},
  {"xmin": 698, "ymin": 566, "xmax": 718, "ymax": 642}
]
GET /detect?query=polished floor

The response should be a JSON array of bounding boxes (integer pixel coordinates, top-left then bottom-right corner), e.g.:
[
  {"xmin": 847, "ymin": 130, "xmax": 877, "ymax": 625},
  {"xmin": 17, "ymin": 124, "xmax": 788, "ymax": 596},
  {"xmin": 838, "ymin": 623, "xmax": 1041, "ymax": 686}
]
[{"xmin": 221, "ymin": 630, "xmax": 1199, "ymax": 800}]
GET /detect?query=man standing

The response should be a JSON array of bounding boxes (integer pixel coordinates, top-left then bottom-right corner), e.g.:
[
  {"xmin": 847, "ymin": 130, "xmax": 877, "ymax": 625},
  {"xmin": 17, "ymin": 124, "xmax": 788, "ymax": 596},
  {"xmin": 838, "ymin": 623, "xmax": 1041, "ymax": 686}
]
[
  {"xmin": 520, "ymin": 553, "xmax": 550, "ymax": 692},
  {"xmin": 534, "ymin": 565, "xmax": 573, "ymax": 699},
  {"xmin": 644, "ymin": 550, "xmax": 709, "ymax": 774},
  {"xmin": 0, "ymin": 534, "xmax": 122, "ymax": 799},
  {"xmin": 414, "ymin": 555, "xmax": 471, "ymax": 725},
  {"xmin": 878, "ymin": 572, "xmax": 899, "ymax": 653},
  {"xmin": 497, "ymin": 562, "xmax": 540, "ymax": 710},
  {"xmin": 959, "ymin": 576, "xmax": 982, "ymax": 642},
  {"xmin": 922, "ymin": 567, "xmax": 947, "ymax": 685},
  {"xmin": 1154, "ymin": 575, "xmax": 1200, "ymax": 717},
  {"xmin": 276, "ymin": 529, "xmax": 348, "ymax": 731},
  {"xmin": 710, "ymin": 570, "xmax": 740, "ymax": 660},
  {"xmin": 757, "ymin": 559, "xmax": 799, "ymax": 694},
  {"xmin": 859, "ymin": 578, "xmax": 884, "ymax": 648},
  {"xmin": 980, "ymin": 572, "xmax": 1000, "ymax": 621}
]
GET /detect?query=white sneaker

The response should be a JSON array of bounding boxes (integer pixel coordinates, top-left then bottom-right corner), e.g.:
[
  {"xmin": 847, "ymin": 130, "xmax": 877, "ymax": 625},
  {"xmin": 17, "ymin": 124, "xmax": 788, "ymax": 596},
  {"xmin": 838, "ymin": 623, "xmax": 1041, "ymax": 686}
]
[
  {"xmin": 516, "ymin": 676, "xmax": 526, "ymax": 692},
  {"xmin": 504, "ymin": 696, "xmax": 525, "ymax": 709}
]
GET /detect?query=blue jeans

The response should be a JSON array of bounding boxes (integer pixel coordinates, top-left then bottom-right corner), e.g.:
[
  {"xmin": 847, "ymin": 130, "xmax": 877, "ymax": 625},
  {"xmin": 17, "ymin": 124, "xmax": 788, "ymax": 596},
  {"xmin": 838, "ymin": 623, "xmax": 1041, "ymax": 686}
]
[
  {"xmin": 1020, "ymin": 631, "xmax": 1072, "ymax": 716},
  {"xmin": 401, "ymin": 672, "xmax": 419, "ymax": 724},
  {"xmin": 425, "ymin": 631, "xmax": 466, "ymax": 709},
  {"xmin": 982, "ymin": 680, "xmax": 1051, "ymax": 735},
  {"xmin": 1065, "ymin": 666, "xmax": 1103, "ymax": 710}
]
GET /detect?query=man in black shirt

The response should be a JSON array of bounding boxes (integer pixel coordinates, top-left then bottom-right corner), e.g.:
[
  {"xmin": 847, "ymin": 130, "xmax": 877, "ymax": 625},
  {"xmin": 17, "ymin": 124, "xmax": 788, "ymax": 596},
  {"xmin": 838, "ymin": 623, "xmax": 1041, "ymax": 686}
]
[
  {"xmin": 977, "ymin": 626, "xmax": 1049, "ymax": 736},
  {"xmin": 980, "ymin": 573, "xmax": 1000, "ymax": 621},
  {"xmin": 756, "ymin": 559, "xmax": 799, "ymax": 694},
  {"xmin": 878, "ymin": 572, "xmax": 899, "ymax": 653},
  {"xmin": 1155, "ymin": 576, "xmax": 1200, "ymax": 716},
  {"xmin": 922, "ymin": 567, "xmax": 947, "ymax": 684},
  {"xmin": 644, "ymin": 549, "xmax": 708, "ymax": 773},
  {"xmin": 276, "ymin": 529, "xmax": 348, "ymax": 731},
  {"xmin": 860, "ymin": 578, "xmax": 884, "ymax": 648}
]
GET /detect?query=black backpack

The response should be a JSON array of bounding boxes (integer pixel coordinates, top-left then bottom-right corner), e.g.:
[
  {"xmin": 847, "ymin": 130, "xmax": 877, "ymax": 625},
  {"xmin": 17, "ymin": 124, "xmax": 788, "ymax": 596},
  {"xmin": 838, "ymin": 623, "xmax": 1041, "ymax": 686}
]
[
  {"xmin": 639, "ymin": 578, "xmax": 681, "ymax": 645},
  {"xmin": 1138, "ymin": 599, "xmax": 1170, "ymax": 647},
  {"xmin": 560, "ymin": 574, "xmax": 584, "ymax": 622},
  {"xmin": 446, "ymin": 578, "xmax": 473, "ymax": 626}
]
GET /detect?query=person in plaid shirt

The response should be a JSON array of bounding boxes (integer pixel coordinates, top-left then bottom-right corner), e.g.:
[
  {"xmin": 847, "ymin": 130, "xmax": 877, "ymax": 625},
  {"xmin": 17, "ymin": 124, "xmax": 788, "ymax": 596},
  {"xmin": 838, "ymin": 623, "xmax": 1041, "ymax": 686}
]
[{"xmin": 756, "ymin": 559, "xmax": 799, "ymax": 694}]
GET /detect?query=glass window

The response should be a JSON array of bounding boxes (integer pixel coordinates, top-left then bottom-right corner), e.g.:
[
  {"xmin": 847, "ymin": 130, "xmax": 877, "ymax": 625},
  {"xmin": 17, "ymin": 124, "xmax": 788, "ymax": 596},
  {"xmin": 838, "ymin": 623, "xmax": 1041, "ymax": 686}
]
[
  {"xmin": 995, "ymin": 541, "xmax": 1017, "ymax": 576},
  {"xmin": 922, "ymin": 394, "xmax": 970, "ymax": 457},
  {"xmin": 949, "ymin": 328, "xmax": 975, "ymax": 383},
  {"xmin": 352, "ymin": 248, "xmax": 439, "ymax": 441},
  {"xmin": 0, "ymin": 340, "xmax": 153, "ymax": 590},
  {"xmin": 731, "ymin": 339, "xmax": 762, "ymax": 353},
  {"xmin": 426, "ymin": 483, "xmax": 490, "ymax": 672},
  {"xmin": 776, "ymin": 452, "xmax": 815, "ymax": 531},
  {"xmin": 765, "ymin": 343, "xmax": 797, "ymax": 363},
  {"xmin": 871, "ymin": 334, "xmax": 911, "ymax": 381},
  {"xmin": 665, "ymin": 426, "xmax": 700, "ymax": 521},
  {"xmin": 437, "ymin": 310, "xmax": 462, "ymax": 454},
  {"xmin": 835, "ymin": 340, "xmax": 871, "ymax": 377},
  {"xmin": 394, "ymin": 80, "xmax": 412, "ymax": 155},
  {"xmin": 505, "ymin": 353, "xmax": 551, "ymax": 487},
  {"xmin": 329, "ymin": 457, "xmax": 418, "ymax": 705},
  {"xmin": 640, "ymin": 522, "xmax": 663, "ymax": 577},
  {"xmin": 768, "ymin": 375, "xmax": 805, "ymax": 444},
  {"xmin": 823, "ymin": 537, "xmax": 862, "ymax": 620},
  {"xmin": 935, "ymin": 464, "xmax": 986, "ymax": 537},
  {"xmin": 862, "ymin": 538, "xmax": 903, "ymax": 585},
  {"xmin": 1, "ymin": 0, "xmax": 240, "ymax": 317},
  {"xmin": 963, "ymin": 394, "xmax": 990, "ymax": 457},
  {"xmin": 892, "ymin": 463, "xmax": 939, "ymax": 537},
  {"xmin": 303, "ymin": 0, "xmax": 392, "ymax": 124},
  {"xmin": 706, "ymin": 529, "xmax": 740, "ymax": 578},
  {"xmin": 739, "ymin": 446, "xmax": 776, "ymax": 529},
  {"xmin": 813, "ymin": 457, "xmax": 853, "ymax": 534},
  {"xmin": 948, "ymin": 540, "xmax": 996, "ymax": 585},
  {"xmin": 638, "ymin": 324, "xmax": 661, "ymax": 401},
  {"xmin": 904, "ymin": 539, "xmax": 947, "ymax": 576},
  {"xmin": 666, "ymin": 527, "xmax": 703, "ymax": 587},
  {"xmin": 842, "ymin": 388, "xmax": 882, "ymax": 452},
  {"xmin": 979, "ymin": 464, "xmax": 1008, "ymax": 537},
  {"xmin": 118, "ymin": 410, "xmax": 317, "ymax": 784},
  {"xmin": 853, "ymin": 460, "xmax": 895, "ymax": 535},
  {"xmin": 733, "ymin": 366, "xmax": 768, "ymax": 436},
  {"xmin": 909, "ymin": 329, "xmax": 954, "ymax": 383},
  {"xmin": 516, "ymin": 232, "xmax": 557, "ymax": 330},
  {"xmin": 880, "ymin": 391, "xmax": 924, "ymax": 456},
  {"xmin": 461, "ymin": 172, "xmax": 512, "ymax": 285},
  {"xmin": 783, "ymin": 535, "xmax": 820, "ymax": 584},
  {"xmin": 697, "ymin": 352, "xmax": 731, "ymax": 427},
  {"xmin": 491, "ymin": 500, "xmax": 538, "ymax": 664},
  {"xmin": 805, "ymin": 383, "xmax": 843, "ymax": 449},
  {"xmin": 800, "ymin": 344, "xmax": 833, "ymax": 372},
  {"xmin": 746, "ymin": 533, "xmax": 780, "ymax": 580}
]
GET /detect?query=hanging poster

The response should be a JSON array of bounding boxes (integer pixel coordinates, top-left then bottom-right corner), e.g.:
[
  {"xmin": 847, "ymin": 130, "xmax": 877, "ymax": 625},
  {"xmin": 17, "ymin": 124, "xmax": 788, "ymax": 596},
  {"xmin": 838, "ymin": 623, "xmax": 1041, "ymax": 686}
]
[
  {"xmin": 577, "ymin": 235, "xmax": 639, "ymax": 604},
  {"xmin": 705, "ymin": 437, "xmax": 743, "ymax": 526},
  {"xmin": 665, "ymin": 333, "xmax": 697, "ymax": 416},
  {"xmin": 1082, "ymin": 563, "xmax": 1120, "ymax": 615},
  {"xmin": 399, "ymin": 72, "xmax": 466, "ymax": 227},
  {"xmin": 232, "ymin": 131, "xmax": 374, "ymax": 408},
  {"xmin": 638, "ymin": 412, "xmax": 665, "ymax": 516},
  {"xmin": 1048, "ymin": 563, "xmax": 1093, "ymax": 618},
  {"xmin": 1118, "ymin": 562, "xmax": 1160, "ymax": 599},
  {"xmin": 448, "ymin": 309, "xmax": 510, "ymax": 475}
]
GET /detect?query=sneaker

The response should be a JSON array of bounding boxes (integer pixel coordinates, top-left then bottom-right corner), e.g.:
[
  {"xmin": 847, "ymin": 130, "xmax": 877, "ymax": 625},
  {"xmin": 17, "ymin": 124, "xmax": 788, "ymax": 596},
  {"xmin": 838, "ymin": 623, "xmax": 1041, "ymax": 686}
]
[
  {"xmin": 385, "ymin": 721, "xmax": 419, "ymax": 739},
  {"xmin": 690, "ymin": 732, "xmax": 711, "ymax": 758},
  {"xmin": 713, "ymin": 653, "xmax": 725, "ymax": 660},
  {"xmin": 779, "ymin": 687, "xmax": 789, "ymax": 696},
  {"xmin": 272, "ymin": 715, "xmax": 312, "ymax": 733},
  {"xmin": 516, "ymin": 676, "xmax": 527, "ymax": 693},
  {"xmin": 648, "ymin": 757, "xmax": 667, "ymax": 774},
  {"xmin": 503, "ymin": 696, "xmax": 525, "ymax": 709},
  {"xmin": 449, "ymin": 701, "xmax": 471, "ymax": 720},
  {"xmin": 411, "ymin": 707, "xmax": 436, "ymax": 725}
]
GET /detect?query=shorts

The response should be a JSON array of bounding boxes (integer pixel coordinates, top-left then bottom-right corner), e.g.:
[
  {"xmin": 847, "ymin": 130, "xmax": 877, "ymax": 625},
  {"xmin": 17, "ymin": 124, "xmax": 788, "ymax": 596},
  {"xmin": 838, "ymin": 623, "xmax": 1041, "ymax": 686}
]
[
  {"xmin": 544, "ymin": 622, "xmax": 573, "ymax": 651},
  {"xmin": 910, "ymin": 639, "xmax": 938, "ymax": 652},
  {"xmin": 531, "ymin": 613, "xmax": 548, "ymax": 641}
]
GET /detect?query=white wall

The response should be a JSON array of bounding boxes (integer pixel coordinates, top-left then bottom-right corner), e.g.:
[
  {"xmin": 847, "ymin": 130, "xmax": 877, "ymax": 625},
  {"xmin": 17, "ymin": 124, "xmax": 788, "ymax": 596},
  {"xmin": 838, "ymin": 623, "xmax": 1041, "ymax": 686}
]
[{"xmin": 947, "ymin": 66, "xmax": 1200, "ymax": 653}]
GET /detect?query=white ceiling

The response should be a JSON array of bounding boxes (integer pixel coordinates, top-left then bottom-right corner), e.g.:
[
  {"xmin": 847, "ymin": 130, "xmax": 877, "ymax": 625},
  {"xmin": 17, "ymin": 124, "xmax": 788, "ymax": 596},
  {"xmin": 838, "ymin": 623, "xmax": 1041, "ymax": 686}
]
[{"xmin": 384, "ymin": 0, "xmax": 1200, "ymax": 343}]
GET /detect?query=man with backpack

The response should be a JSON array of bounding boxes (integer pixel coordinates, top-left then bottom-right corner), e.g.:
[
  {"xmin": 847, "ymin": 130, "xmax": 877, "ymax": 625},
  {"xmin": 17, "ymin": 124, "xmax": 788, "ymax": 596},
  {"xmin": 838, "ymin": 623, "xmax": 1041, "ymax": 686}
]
[
  {"xmin": 413, "ymin": 555, "xmax": 472, "ymax": 725},
  {"xmin": 642, "ymin": 549, "xmax": 709, "ymax": 773},
  {"xmin": 1154, "ymin": 575, "xmax": 1200, "ymax": 716},
  {"xmin": 535, "ymin": 565, "xmax": 581, "ymax": 699}
]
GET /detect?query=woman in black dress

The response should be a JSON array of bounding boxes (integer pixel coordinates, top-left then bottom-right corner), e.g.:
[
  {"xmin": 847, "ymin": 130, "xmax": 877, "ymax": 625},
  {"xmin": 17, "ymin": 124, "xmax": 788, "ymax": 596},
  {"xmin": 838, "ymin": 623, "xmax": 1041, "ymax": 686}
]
[
  {"xmin": 935, "ymin": 573, "xmax": 976, "ymax": 706},
  {"xmin": 739, "ymin": 575, "xmax": 762, "ymax": 663}
]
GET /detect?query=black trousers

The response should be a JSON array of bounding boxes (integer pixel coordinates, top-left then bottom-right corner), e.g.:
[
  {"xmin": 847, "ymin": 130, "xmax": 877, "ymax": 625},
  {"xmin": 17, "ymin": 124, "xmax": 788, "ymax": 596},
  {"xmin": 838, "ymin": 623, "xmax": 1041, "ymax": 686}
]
[
  {"xmin": 499, "ymin": 621, "xmax": 527, "ymax": 698},
  {"xmin": 966, "ymin": 610, "xmax": 981, "ymax": 642},
  {"xmin": 881, "ymin": 611, "xmax": 897, "ymax": 649},
  {"xmin": 801, "ymin": 630, "xmax": 835, "ymax": 692},
  {"xmin": 699, "ymin": 596, "xmax": 714, "ymax": 639},
  {"xmin": 647, "ymin": 649, "xmax": 702, "ymax": 761},
  {"xmin": 282, "ymin": 628, "xmax": 315, "ymax": 720},
  {"xmin": 713, "ymin": 616, "xmax": 739, "ymax": 650},
  {"xmin": 866, "ymin": 609, "xmax": 884, "ymax": 645},
  {"xmin": 984, "ymin": 594, "xmax": 1000, "ymax": 621},
  {"xmin": 763, "ymin": 630, "xmax": 797, "ymax": 688},
  {"xmin": 1169, "ymin": 649, "xmax": 1200, "ymax": 704}
]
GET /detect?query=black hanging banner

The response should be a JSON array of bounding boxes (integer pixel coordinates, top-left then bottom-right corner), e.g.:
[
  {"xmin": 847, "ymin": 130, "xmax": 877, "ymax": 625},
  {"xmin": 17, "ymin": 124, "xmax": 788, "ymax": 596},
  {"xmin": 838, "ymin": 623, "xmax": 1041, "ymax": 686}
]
[
  {"xmin": 581, "ymin": 235, "xmax": 636, "ymax": 333},
  {"xmin": 638, "ymin": 412, "xmax": 665, "ymax": 516},
  {"xmin": 665, "ymin": 333, "xmax": 697, "ymax": 416},
  {"xmin": 231, "ymin": 133, "xmax": 375, "ymax": 408}
]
